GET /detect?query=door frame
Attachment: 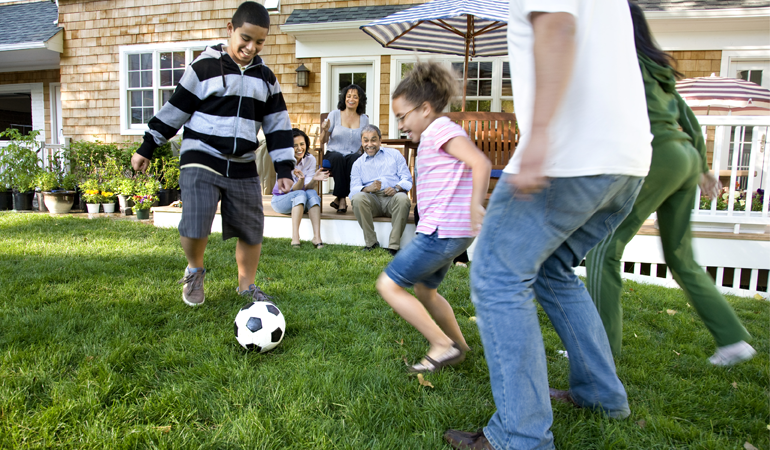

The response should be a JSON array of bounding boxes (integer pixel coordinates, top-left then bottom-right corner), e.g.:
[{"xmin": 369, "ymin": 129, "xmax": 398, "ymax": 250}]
[
  {"xmin": 320, "ymin": 56, "xmax": 380, "ymax": 127},
  {"xmin": 0, "ymin": 83, "xmax": 45, "ymax": 147},
  {"xmin": 49, "ymin": 82, "xmax": 62, "ymax": 144}
]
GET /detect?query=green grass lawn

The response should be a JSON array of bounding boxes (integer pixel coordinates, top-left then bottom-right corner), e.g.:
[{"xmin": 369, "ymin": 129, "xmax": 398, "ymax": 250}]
[{"xmin": 0, "ymin": 212, "xmax": 767, "ymax": 449}]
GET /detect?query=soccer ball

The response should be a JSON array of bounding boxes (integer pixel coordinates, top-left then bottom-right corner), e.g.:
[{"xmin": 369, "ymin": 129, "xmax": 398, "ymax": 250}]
[{"xmin": 233, "ymin": 301, "xmax": 286, "ymax": 352}]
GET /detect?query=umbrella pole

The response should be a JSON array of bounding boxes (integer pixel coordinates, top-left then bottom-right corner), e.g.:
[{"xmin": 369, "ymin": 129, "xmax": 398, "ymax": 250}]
[{"xmin": 462, "ymin": 15, "xmax": 471, "ymax": 112}]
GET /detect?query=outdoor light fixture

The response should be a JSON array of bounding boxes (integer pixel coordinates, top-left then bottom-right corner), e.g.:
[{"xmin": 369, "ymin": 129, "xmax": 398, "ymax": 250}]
[{"xmin": 295, "ymin": 63, "xmax": 310, "ymax": 88}]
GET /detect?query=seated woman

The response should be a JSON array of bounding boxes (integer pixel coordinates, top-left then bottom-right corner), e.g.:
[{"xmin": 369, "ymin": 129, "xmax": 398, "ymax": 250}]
[
  {"xmin": 320, "ymin": 84, "xmax": 369, "ymax": 214},
  {"xmin": 271, "ymin": 128, "xmax": 329, "ymax": 248}
]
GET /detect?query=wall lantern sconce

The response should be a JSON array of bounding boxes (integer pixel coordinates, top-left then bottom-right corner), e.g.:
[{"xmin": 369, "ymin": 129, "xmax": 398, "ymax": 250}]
[{"xmin": 295, "ymin": 63, "xmax": 310, "ymax": 88}]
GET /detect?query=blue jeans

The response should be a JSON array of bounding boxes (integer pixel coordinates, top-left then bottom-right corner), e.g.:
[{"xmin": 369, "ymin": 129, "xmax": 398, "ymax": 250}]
[
  {"xmin": 471, "ymin": 175, "xmax": 643, "ymax": 450},
  {"xmin": 270, "ymin": 189, "xmax": 321, "ymax": 214}
]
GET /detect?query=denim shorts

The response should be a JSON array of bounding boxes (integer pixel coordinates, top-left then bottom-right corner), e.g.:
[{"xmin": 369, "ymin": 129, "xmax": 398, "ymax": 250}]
[
  {"xmin": 385, "ymin": 231, "xmax": 474, "ymax": 289},
  {"xmin": 270, "ymin": 189, "xmax": 321, "ymax": 214}
]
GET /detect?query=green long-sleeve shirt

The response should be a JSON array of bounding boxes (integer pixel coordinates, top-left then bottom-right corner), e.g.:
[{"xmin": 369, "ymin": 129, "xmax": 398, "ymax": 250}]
[{"xmin": 638, "ymin": 53, "xmax": 709, "ymax": 174}]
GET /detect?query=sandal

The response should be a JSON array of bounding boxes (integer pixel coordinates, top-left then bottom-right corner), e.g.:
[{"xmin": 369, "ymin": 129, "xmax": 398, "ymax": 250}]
[
  {"xmin": 330, "ymin": 200, "xmax": 340, "ymax": 210},
  {"xmin": 408, "ymin": 342, "xmax": 466, "ymax": 374},
  {"xmin": 314, "ymin": 242, "xmax": 324, "ymax": 249},
  {"xmin": 291, "ymin": 242, "xmax": 301, "ymax": 248}
]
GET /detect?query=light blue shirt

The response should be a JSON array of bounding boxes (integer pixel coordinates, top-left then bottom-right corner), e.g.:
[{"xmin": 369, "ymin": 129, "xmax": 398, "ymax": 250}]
[
  {"xmin": 326, "ymin": 109, "xmax": 370, "ymax": 156},
  {"xmin": 350, "ymin": 146, "xmax": 413, "ymax": 194}
]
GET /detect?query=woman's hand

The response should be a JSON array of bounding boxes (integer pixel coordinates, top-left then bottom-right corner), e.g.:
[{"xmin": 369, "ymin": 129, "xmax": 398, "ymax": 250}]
[
  {"xmin": 321, "ymin": 119, "xmax": 330, "ymax": 132},
  {"xmin": 311, "ymin": 169, "xmax": 329, "ymax": 182},
  {"xmin": 293, "ymin": 168, "xmax": 305, "ymax": 180},
  {"xmin": 699, "ymin": 172, "xmax": 721, "ymax": 199}
]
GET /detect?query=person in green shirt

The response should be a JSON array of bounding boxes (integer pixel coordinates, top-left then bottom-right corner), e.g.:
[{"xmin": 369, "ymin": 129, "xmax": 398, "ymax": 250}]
[{"xmin": 585, "ymin": 2, "xmax": 755, "ymax": 366}]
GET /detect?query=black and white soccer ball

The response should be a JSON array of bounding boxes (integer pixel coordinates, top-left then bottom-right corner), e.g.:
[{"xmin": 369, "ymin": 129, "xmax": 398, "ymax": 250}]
[{"xmin": 234, "ymin": 301, "xmax": 286, "ymax": 352}]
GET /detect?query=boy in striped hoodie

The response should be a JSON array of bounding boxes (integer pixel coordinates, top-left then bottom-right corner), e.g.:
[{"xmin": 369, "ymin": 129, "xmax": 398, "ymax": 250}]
[{"xmin": 131, "ymin": 1, "xmax": 294, "ymax": 306}]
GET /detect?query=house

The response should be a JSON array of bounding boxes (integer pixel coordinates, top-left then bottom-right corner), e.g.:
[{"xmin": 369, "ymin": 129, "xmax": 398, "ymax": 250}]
[
  {"xmin": 0, "ymin": 0, "xmax": 767, "ymax": 145},
  {"xmin": 1, "ymin": 0, "xmax": 768, "ymax": 296}
]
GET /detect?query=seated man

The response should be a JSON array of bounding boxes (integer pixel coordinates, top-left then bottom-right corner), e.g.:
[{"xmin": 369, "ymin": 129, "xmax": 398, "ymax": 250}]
[{"xmin": 350, "ymin": 124, "xmax": 413, "ymax": 255}]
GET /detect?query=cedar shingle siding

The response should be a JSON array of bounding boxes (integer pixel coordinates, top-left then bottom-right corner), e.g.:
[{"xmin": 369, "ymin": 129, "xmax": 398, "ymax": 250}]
[{"xmin": 57, "ymin": 0, "xmax": 423, "ymax": 143}]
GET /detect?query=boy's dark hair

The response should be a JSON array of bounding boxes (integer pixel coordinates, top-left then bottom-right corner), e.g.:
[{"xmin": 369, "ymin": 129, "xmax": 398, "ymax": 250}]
[
  {"xmin": 291, "ymin": 128, "xmax": 310, "ymax": 157},
  {"xmin": 232, "ymin": 1, "xmax": 270, "ymax": 30},
  {"xmin": 629, "ymin": 2, "xmax": 682, "ymax": 79},
  {"xmin": 336, "ymin": 84, "xmax": 367, "ymax": 116},
  {"xmin": 392, "ymin": 61, "xmax": 460, "ymax": 112}
]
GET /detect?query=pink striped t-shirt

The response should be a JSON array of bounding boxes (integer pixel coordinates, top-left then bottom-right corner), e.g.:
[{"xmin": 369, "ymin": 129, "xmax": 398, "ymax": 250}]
[{"xmin": 416, "ymin": 116, "xmax": 475, "ymax": 238}]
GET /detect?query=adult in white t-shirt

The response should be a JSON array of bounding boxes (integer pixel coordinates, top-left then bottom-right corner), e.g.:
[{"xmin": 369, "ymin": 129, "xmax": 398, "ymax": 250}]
[{"xmin": 445, "ymin": 1, "xmax": 652, "ymax": 449}]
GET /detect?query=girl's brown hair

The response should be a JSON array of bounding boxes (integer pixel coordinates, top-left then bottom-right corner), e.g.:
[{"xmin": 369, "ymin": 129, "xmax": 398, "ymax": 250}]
[{"xmin": 392, "ymin": 61, "xmax": 460, "ymax": 112}]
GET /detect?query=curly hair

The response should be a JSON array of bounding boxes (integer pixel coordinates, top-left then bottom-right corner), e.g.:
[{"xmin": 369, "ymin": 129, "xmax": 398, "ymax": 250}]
[
  {"xmin": 291, "ymin": 128, "xmax": 310, "ymax": 158},
  {"xmin": 392, "ymin": 61, "xmax": 460, "ymax": 112},
  {"xmin": 337, "ymin": 84, "xmax": 367, "ymax": 116}
]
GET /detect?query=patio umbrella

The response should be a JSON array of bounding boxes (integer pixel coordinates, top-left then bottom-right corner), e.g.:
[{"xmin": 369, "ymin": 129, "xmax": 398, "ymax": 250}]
[
  {"xmin": 676, "ymin": 75, "xmax": 770, "ymax": 116},
  {"xmin": 360, "ymin": 0, "xmax": 508, "ymax": 110}
]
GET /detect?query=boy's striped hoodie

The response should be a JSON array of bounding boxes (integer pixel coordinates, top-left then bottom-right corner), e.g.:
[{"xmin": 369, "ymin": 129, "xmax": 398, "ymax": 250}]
[{"xmin": 136, "ymin": 44, "xmax": 294, "ymax": 180}]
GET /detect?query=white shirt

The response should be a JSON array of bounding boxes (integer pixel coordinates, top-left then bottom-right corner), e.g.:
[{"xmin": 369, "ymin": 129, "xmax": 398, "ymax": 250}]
[{"xmin": 505, "ymin": 0, "xmax": 652, "ymax": 177}]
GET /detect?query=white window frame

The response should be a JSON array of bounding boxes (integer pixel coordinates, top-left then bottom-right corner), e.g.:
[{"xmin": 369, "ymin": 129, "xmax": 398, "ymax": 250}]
[
  {"xmin": 119, "ymin": 41, "xmax": 223, "ymax": 136},
  {"xmin": 264, "ymin": 0, "xmax": 280, "ymax": 14},
  {"xmin": 388, "ymin": 55, "xmax": 513, "ymax": 138},
  {"xmin": 0, "ymin": 83, "xmax": 45, "ymax": 147},
  {"xmin": 720, "ymin": 49, "xmax": 770, "ymax": 79}
]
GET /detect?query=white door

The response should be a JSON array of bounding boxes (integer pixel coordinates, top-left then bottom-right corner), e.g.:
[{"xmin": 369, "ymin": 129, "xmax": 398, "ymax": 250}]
[{"xmin": 330, "ymin": 64, "xmax": 374, "ymax": 120}]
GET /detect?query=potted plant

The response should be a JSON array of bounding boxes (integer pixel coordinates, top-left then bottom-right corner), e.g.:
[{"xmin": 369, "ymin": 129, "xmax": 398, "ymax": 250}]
[
  {"xmin": 151, "ymin": 154, "xmax": 180, "ymax": 206},
  {"xmin": 0, "ymin": 128, "xmax": 43, "ymax": 211},
  {"xmin": 101, "ymin": 189, "xmax": 116, "ymax": 213},
  {"xmin": 80, "ymin": 178, "xmax": 102, "ymax": 213},
  {"xmin": 132, "ymin": 172, "xmax": 160, "ymax": 220},
  {"xmin": 114, "ymin": 177, "xmax": 136, "ymax": 214},
  {"xmin": 36, "ymin": 151, "xmax": 78, "ymax": 215},
  {"xmin": 0, "ymin": 185, "xmax": 10, "ymax": 211},
  {"xmin": 131, "ymin": 194, "xmax": 155, "ymax": 220}
]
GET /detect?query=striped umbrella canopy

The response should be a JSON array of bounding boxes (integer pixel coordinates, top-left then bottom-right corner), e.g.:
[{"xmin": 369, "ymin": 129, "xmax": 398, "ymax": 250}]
[
  {"xmin": 360, "ymin": 0, "xmax": 509, "ymax": 110},
  {"xmin": 676, "ymin": 75, "xmax": 770, "ymax": 116}
]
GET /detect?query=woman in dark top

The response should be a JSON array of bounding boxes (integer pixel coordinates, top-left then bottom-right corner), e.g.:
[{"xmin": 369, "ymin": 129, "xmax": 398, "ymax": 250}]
[{"xmin": 320, "ymin": 84, "xmax": 369, "ymax": 214}]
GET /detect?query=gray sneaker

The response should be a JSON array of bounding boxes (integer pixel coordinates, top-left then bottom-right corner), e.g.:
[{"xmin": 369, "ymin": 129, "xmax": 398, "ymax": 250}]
[
  {"xmin": 179, "ymin": 268, "xmax": 206, "ymax": 306},
  {"xmin": 709, "ymin": 340, "xmax": 756, "ymax": 366},
  {"xmin": 238, "ymin": 284, "xmax": 274, "ymax": 304}
]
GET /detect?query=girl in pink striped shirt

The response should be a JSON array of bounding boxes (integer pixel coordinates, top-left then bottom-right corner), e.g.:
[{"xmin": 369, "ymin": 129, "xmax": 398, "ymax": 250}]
[{"xmin": 376, "ymin": 61, "xmax": 491, "ymax": 374}]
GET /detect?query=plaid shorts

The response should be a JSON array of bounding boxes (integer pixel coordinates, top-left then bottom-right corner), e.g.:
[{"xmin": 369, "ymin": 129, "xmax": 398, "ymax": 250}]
[{"xmin": 178, "ymin": 167, "xmax": 264, "ymax": 245}]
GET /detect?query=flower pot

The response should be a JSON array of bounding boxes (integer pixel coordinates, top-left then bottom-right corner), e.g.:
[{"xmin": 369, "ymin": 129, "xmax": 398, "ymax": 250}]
[
  {"xmin": 0, "ymin": 192, "xmax": 11, "ymax": 210},
  {"xmin": 157, "ymin": 188, "xmax": 180, "ymax": 207},
  {"xmin": 35, "ymin": 192, "xmax": 48, "ymax": 212},
  {"xmin": 43, "ymin": 191, "xmax": 76, "ymax": 215},
  {"xmin": 135, "ymin": 208, "xmax": 150, "ymax": 220},
  {"xmin": 86, "ymin": 203, "xmax": 101, "ymax": 214},
  {"xmin": 117, "ymin": 194, "xmax": 134, "ymax": 213},
  {"xmin": 12, "ymin": 191, "xmax": 34, "ymax": 211},
  {"xmin": 101, "ymin": 202, "xmax": 115, "ymax": 213}
]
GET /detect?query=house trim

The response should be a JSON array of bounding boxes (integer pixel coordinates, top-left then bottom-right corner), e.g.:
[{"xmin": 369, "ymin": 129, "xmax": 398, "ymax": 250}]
[
  {"xmin": 118, "ymin": 40, "xmax": 224, "ymax": 136},
  {"xmin": 0, "ymin": 83, "xmax": 45, "ymax": 142},
  {"xmin": 720, "ymin": 49, "xmax": 770, "ymax": 77}
]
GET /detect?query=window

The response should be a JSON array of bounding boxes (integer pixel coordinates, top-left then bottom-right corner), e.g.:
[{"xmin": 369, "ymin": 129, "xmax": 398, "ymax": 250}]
[
  {"xmin": 264, "ymin": 0, "xmax": 280, "ymax": 13},
  {"xmin": 120, "ymin": 43, "xmax": 216, "ymax": 135},
  {"xmin": 390, "ymin": 56, "xmax": 513, "ymax": 137}
]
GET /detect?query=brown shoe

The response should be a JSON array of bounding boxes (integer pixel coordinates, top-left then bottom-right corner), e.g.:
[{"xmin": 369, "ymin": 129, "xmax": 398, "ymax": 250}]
[
  {"xmin": 549, "ymin": 388, "xmax": 580, "ymax": 408},
  {"xmin": 179, "ymin": 268, "xmax": 206, "ymax": 306},
  {"xmin": 444, "ymin": 429, "xmax": 494, "ymax": 449}
]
